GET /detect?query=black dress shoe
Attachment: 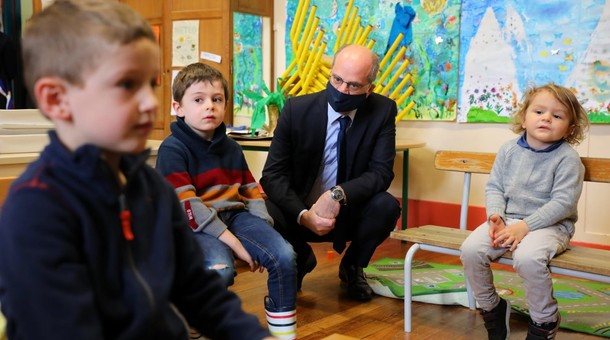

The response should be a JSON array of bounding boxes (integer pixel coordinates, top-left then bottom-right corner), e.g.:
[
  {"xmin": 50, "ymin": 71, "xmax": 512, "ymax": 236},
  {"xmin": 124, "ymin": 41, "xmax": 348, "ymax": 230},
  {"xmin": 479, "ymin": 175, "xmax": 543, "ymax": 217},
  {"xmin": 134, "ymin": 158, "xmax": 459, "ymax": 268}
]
[
  {"xmin": 339, "ymin": 262, "xmax": 373, "ymax": 301},
  {"xmin": 297, "ymin": 251, "xmax": 317, "ymax": 290}
]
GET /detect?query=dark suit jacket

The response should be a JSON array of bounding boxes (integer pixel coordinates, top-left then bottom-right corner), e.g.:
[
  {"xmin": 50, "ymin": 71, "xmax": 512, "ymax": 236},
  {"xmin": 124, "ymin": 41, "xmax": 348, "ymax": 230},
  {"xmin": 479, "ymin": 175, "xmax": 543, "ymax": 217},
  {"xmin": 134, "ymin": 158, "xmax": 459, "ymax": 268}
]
[{"xmin": 260, "ymin": 90, "xmax": 397, "ymax": 223}]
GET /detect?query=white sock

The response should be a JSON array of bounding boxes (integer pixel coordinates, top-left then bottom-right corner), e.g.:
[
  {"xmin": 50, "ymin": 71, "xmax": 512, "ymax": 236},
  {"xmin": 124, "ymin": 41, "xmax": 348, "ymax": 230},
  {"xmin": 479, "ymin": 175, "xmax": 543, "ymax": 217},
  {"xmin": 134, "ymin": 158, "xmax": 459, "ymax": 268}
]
[{"xmin": 265, "ymin": 309, "xmax": 296, "ymax": 339}]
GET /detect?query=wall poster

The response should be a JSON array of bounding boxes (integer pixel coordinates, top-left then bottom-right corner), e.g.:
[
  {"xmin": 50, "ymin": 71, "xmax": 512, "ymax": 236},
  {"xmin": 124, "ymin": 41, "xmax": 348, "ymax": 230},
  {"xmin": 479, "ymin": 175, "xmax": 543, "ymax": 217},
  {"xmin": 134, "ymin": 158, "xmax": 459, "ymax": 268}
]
[{"xmin": 172, "ymin": 20, "xmax": 199, "ymax": 68}]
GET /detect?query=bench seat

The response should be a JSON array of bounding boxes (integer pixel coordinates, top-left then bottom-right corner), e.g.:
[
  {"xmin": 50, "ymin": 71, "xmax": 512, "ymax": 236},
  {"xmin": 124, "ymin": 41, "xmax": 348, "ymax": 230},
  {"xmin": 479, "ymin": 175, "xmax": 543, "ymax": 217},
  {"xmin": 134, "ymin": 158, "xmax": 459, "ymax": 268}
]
[
  {"xmin": 391, "ymin": 225, "xmax": 610, "ymax": 333},
  {"xmin": 391, "ymin": 150, "xmax": 610, "ymax": 333},
  {"xmin": 391, "ymin": 225, "xmax": 610, "ymax": 280}
]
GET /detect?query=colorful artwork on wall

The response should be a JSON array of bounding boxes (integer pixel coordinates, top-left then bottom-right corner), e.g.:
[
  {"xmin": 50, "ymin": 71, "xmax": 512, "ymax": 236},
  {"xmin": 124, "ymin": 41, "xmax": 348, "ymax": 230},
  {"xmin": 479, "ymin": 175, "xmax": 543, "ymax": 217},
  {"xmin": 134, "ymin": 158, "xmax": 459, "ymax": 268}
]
[
  {"xmin": 233, "ymin": 12, "xmax": 265, "ymax": 119},
  {"xmin": 458, "ymin": 0, "xmax": 610, "ymax": 123},
  {"xmin": 285, "ymin": 0, "xmax": 461, "ymax": 121}
]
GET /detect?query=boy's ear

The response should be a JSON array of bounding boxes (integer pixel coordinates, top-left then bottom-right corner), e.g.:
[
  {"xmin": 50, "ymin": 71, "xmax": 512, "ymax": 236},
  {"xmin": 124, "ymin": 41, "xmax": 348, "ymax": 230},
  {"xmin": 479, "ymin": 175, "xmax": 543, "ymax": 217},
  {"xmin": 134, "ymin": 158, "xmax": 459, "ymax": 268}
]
[
  {"xmin": 172, "ymin": 101, "xmax": 184, "ymax": 117},
  {"xmin": 34, "ymin": 77, "xmax": 72, "ymax": 121}
]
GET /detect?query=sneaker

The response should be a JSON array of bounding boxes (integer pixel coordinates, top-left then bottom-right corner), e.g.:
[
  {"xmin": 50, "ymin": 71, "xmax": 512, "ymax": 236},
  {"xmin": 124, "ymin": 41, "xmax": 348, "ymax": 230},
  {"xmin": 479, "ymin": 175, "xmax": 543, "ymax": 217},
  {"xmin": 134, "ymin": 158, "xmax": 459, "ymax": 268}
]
[
  {"xmin": 526, "ymin": 314, "xmax": 561, "ymax": 340},
  {"xmin": 480, "ymin": 298, "xmax": 511, "ymax": 340}
]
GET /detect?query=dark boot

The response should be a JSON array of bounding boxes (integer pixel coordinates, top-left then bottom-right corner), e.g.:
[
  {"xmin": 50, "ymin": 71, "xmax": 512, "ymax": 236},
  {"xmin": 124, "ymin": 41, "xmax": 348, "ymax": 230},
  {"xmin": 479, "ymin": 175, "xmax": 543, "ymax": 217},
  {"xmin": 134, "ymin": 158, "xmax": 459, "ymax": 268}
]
[
  {"xmin": 526, "ymin": 314, "xmax": 561, "ymax": 340},
  {"xmin": 480, "ymin": 298, "xmax": 511, "ymax": 340},
  {"xmin": 338, "ymin": 261, "xmax": 373, "ymax": 301}
]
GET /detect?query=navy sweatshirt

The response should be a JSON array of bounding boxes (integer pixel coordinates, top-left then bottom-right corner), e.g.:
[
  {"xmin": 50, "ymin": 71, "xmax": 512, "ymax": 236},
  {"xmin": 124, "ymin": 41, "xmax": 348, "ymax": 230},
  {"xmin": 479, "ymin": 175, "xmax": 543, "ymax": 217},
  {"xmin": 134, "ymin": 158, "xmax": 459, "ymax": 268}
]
[{"xmin": 0, "ymin": 131, "xmax": 270, "ymax": 339}]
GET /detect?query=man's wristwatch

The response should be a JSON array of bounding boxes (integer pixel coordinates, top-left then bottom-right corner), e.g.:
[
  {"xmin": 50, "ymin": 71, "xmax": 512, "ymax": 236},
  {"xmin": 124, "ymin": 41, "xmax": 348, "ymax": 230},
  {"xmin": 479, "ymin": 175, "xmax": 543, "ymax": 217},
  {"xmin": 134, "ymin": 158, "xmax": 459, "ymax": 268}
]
[{"xmin": 330, "ymin": 186, "xmax": 347, "ymax": 205}]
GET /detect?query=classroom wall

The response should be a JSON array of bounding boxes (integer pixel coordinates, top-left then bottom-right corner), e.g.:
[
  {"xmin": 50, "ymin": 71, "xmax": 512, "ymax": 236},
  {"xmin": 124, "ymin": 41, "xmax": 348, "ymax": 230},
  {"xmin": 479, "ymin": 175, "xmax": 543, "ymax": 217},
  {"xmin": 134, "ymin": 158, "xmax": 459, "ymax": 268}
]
[
  {"xmin": 240, "ymin": 0, "xmax": 610, "ymax": 246},
  {"xmin": 21, "ymin": 1, "xmax": 606, "ymax": 245}
]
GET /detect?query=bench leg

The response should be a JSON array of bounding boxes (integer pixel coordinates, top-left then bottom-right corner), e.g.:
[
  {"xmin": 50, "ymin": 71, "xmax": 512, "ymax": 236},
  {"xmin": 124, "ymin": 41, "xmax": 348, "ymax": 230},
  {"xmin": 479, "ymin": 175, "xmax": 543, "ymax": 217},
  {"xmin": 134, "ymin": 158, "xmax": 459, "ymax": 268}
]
[{"xmin": 403, "ymin": 243, "xmax": 420, "ymax": 332}]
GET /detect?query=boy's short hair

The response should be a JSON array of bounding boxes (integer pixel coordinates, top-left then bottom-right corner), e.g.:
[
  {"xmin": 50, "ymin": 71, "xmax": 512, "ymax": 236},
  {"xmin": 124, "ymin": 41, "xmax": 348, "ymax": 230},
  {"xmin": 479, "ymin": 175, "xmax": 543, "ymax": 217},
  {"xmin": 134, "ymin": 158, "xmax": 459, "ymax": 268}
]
[
  {"xmin": 22, "ymin": 0, "xmax": 156, "ymax": 100},
  {"xmin": 511, "ymin": 83, "xmax": 589, "ymax": 145},
  {"xmin": 172, "ymin": 63, "xmax": 229, "ymax": 105}
]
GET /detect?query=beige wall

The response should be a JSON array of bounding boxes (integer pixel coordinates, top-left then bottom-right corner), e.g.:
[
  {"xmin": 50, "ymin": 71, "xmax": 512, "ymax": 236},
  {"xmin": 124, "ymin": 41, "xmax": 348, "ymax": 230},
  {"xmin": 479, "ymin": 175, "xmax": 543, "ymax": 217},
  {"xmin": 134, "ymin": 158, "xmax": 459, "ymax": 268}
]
[{"xmin": 241, "ymin": 1, "xmax": 610, "ymax": 246}]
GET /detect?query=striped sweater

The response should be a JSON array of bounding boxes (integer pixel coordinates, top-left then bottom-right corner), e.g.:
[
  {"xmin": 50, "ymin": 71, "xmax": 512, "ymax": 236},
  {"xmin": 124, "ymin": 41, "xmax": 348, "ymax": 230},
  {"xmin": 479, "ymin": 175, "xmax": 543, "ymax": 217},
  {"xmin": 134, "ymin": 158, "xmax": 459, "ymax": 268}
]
[{"xmin": 156, "ymin": 118, "xmax": 272, "ymax": 238}]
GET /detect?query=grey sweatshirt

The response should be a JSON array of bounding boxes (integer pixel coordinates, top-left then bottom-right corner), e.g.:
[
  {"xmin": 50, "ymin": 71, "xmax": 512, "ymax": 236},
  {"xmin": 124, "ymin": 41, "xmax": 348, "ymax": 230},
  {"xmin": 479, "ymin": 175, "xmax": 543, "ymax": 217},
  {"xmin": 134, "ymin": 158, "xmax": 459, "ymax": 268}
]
[{"xmin": 486, "ymin": 138, "xmax": 585, "ymax": 237}]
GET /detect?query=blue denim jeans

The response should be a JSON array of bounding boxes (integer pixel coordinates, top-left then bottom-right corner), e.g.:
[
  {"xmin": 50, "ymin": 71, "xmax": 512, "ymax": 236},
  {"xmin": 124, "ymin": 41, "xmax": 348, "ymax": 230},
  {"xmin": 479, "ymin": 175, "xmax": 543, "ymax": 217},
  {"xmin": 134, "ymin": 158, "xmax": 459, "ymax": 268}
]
[{"xmin": 192, "ymin": 209, "xmax": 297, "ymax": 312}]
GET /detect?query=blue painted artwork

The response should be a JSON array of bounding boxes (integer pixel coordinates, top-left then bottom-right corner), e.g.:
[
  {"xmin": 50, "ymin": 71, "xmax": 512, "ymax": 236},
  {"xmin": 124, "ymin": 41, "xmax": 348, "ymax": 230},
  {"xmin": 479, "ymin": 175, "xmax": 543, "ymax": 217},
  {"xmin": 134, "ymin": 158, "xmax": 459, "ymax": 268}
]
[
  {"xmin": 385, "ymin": 3, "xmax": 416, "ymax": 55},
  {"xmin": 233, "ymin": 12, "xmax": 264, "ymax": 118},
  {"xmin": 458, "ymin": 0, "xmax": 610, "ymax": 123},
  {"xmin": 285, "ymin": 0, "xmax": 461, "ymax": 121}
]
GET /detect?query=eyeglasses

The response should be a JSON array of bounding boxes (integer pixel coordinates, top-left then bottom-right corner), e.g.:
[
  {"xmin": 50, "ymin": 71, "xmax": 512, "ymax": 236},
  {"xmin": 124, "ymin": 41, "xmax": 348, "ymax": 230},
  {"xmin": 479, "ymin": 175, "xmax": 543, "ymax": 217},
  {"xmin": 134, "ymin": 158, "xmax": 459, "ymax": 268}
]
[{"xmin": 329, "ymin": 74, "xmax": 369, "ymax": 92}]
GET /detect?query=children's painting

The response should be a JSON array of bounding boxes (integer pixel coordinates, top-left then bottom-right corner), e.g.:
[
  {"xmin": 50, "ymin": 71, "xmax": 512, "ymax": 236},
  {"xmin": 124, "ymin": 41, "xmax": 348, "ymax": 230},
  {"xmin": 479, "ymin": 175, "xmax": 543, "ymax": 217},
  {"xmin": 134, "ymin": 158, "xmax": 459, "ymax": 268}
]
[
  {"xmin": 285, "ymin": 0, "xmax": 461, "ymax": 121},
  {"xmin": 233, "ymin": 12, "xmax": 265, "ymax": 119},
  {"xmin": 458, "ymin": 0, "xmax": 610, "ymax": 123}
]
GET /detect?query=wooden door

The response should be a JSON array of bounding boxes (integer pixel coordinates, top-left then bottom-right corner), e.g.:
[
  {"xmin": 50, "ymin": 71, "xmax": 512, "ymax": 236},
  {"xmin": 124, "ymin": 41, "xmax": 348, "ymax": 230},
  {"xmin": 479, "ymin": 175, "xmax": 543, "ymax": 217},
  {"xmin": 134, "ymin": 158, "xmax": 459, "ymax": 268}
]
[
  {"xmin": 168, "ymin": 0, "xmax": 233, "ymax": 132},
  {"xmin": 118, "ymin": 0, "xmax": 168, "ymax": 139},
  {"xmin": 118, "ymin": 0, "xmax": 232, "ymax": 139}
]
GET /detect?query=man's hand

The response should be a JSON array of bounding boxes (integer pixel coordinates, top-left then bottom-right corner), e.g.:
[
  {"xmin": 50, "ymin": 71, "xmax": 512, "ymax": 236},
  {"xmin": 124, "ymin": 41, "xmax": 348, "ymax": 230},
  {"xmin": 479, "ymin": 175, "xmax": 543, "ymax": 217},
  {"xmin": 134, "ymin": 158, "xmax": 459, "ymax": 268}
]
[
  {"xmin": 311, "ymin": 191, "xmax": 340, "ymax": 219},
  {"xmin": 300, "ymin": 209, "xmax": 335, "ymax": 236}
]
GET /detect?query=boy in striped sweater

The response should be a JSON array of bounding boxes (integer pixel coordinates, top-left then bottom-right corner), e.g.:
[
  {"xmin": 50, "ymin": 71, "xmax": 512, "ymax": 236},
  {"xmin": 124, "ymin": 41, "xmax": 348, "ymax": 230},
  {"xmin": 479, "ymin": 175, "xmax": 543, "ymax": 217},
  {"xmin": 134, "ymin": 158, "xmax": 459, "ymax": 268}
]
[{"xmin": 156, "ymin": 63, "xmax": 297, "ymax": 339}]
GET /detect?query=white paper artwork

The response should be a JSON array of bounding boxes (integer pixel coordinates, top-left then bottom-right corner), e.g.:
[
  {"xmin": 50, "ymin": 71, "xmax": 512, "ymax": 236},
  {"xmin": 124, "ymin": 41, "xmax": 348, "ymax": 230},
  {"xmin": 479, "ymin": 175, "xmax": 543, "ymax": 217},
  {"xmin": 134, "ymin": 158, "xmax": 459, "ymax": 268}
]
[{"xmin": 172, "ymin": 20, "xmax": 199, "ymax": 67}]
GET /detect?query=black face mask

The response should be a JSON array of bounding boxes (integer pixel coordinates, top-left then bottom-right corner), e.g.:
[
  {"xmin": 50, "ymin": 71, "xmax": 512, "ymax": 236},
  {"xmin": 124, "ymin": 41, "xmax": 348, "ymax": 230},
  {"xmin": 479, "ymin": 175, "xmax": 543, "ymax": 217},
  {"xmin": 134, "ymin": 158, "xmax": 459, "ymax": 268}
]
[{"xmin": 326, "ymin": 82, "xmax": 368, "ymax": 112}]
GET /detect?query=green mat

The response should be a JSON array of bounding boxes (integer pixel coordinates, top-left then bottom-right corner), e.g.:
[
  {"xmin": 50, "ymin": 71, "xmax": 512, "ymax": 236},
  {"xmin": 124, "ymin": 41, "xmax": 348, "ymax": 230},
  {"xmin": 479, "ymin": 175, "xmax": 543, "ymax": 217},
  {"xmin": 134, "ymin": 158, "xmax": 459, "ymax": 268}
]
[{"xmin": 364, "ymin": 258, "xmax": 610, "ymax": 338}]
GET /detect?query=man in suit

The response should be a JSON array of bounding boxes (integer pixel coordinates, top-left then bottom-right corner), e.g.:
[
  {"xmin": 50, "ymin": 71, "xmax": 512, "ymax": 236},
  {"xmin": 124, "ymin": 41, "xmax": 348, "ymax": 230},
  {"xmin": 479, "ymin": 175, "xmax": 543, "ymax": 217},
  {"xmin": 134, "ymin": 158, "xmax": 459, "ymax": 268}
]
[{"xmin": 260, "ymin": 44, "xmax": 401, "ymax": 301}]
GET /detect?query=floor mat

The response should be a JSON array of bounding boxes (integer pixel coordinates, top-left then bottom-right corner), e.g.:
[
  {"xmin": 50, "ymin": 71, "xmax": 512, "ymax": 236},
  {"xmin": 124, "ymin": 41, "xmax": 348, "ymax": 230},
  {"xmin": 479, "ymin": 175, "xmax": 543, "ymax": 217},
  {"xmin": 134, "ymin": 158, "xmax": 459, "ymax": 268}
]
[{"xmin": 364, "ymin": 258, "xmax": 610, "ymax": 338}]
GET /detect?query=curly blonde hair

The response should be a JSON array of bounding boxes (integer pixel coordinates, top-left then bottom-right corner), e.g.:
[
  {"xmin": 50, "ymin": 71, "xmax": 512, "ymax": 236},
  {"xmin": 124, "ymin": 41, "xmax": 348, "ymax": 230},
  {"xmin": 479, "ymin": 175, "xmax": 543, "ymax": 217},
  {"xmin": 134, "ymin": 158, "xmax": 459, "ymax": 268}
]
[{"xmin": 511, "ymin": 83, "xmax": 589, "ymax": 145}]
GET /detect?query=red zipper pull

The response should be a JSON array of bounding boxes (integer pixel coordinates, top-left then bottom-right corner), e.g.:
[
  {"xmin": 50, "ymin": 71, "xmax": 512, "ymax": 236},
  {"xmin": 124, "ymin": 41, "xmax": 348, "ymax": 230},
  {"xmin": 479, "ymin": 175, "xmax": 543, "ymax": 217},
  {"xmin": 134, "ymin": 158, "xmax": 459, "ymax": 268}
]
[
  {"xmin": 119, "ymin": 193, "xmax": 134, "ymax": 241},
  {"xmin": 120, "ymin": 209, "xmax": 134, "ymax": 241}
]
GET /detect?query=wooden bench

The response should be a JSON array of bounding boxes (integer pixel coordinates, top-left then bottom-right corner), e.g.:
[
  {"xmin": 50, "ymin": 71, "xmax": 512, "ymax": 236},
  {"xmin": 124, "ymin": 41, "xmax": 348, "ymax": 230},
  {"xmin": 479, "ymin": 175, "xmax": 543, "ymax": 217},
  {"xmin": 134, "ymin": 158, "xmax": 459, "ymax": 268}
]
[
  {"xmin": 0, "ymin": 176, "xmax": 16, "ymax": 208},
  {"xmin": 390, "ymin": 150, "xmax": 610, "ymax": 332}
]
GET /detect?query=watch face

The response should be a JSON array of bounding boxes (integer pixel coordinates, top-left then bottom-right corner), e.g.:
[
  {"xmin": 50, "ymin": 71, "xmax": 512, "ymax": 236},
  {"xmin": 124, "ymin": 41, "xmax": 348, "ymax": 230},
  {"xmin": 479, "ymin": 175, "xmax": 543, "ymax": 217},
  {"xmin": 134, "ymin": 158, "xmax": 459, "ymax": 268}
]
[{"xmin": 332, "ymin": 188, "xmax": 344, "ymax": 201}]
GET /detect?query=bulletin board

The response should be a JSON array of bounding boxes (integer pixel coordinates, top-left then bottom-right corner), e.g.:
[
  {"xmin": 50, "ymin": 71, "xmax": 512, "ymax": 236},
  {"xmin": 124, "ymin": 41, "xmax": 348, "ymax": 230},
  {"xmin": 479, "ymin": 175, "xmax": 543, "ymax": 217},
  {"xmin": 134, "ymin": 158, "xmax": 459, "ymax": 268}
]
[
  {"xmin": 285, "ymin": 0, "xmax": 610, "ymax": 123},
  {"xmin": 285, "ymin": 0, "xmax": 461, "ymax": 121}
]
